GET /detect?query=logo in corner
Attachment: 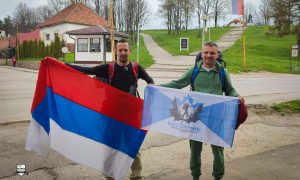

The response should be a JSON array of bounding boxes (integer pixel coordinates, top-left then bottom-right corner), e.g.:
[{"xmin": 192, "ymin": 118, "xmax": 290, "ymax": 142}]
[{"xmin": 16, "ymin": 164, "xmax": 28, "ymax": 176}]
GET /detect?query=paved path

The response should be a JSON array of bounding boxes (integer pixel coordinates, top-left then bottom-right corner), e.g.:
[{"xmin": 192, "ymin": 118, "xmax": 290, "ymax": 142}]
[{"xmin": 189, "ymin": 27, "xmax": 244, "ymax": 55}]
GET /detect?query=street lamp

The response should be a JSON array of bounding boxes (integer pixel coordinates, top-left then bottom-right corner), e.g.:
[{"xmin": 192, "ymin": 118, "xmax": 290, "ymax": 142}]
[{"xmin": 201, "ymin": 14, "xmax": 207, "ymax": 47}]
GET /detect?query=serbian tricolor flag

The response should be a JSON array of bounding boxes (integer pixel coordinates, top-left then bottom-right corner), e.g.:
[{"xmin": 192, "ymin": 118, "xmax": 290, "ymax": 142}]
[
  {"xmin": 26, "ymin": 57, "xmax": 146, "ymax": 180},
  {"xmin": 229, "ymin": 0, "xmax": 244, "ymax": 15}
]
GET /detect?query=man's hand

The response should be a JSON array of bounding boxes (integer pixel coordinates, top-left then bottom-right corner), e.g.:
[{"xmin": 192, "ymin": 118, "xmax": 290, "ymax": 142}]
[{"xmin": 238, "ymin": 96, "xmax": 245, "ymax": 104}]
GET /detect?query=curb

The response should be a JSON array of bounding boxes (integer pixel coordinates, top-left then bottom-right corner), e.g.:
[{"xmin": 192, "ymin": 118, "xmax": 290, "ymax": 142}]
[
  {"xmin": 0, "ymin": 119, "xmax": 31, "ymax": 126},
  {"xmin": 1, "ymin": 65, "xmax": 38, "ymax": 73}
]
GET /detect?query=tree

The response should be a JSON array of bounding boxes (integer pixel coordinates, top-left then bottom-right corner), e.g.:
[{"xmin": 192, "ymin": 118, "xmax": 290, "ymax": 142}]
[
  {"xmin": 212, "ymin": 0, "xmax": 226, "ymax": 27},
  {"xmin": 259, "ymin": 0, "xmax": 272, "ymax": 25},
  {"xmin": 3, "ymin": 16, "xmax": 14, "ymax": 36},
  {"xmin": 200, "ymin": 0, "xmax": 214, "ymax": 26},
  {"xmin": 123, "ymin": 0, "xmax": 151, "ymax": 42},
  {"xmin": 115, "ymin": 0, "xmax": 125, "ymax": 31},
  {"xmin": 194, "ymin": 0, "xmax": 202, "ymax": 36},
  {"xmin": 13, "ymin": 2, "xmax": 38, "ymax": 32},
  {"xmin": 0, "ymin": 20, "xmax": 3, "ymax": 30},
  {"xmin": 47, "ymin": 0, "xmax": 70, "ymax": 14},
  {"xmin": 159, "ymin": 0, "xmax": 176, "ymax": 34},
  {"xmin": 182, "ymin": 0, "xmax": 194, "ymax": 31},
  {"xmin": 35, "ymin": 5, "xmax": 54, "ymax": 22},
  {"xmin": 270, "ymin": 0, "xmax": 299, "ymax": 35}
]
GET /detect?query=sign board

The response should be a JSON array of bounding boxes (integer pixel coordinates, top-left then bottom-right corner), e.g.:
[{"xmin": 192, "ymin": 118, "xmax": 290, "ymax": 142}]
[
  {"xmin": 292, "ymin": 45, "xmax": 298, "ymax": 57},
  {"xmin": 180, "ymin": 38, "xmax": 188, "ymax": 52},
  {"xmin": 61, "ymin": 47, "xmax": 68, "ymax": 54}
]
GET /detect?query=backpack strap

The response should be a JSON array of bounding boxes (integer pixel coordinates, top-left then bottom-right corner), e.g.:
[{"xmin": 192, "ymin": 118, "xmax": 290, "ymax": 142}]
[
  {"xmin": 219, "ymin": 66, "xmax": 226, "ymax": 93},
  {"xmin": 131, "ymin": 62, "xmax": 140, "ymax": 98},
  {"xmin": 190, "ymin": 61, "xmax": 227, "ymax": 94},
  {"xmin": 190, "ymin": 53, "xmax": 202, "ymax": 91},
  {"xmin": 108, "ymin": 62, "xmax": 115, "ymax": 85},
  {"xmin": 190, "ymin": 63, "xmax": 200, "ymax": 91},
  {"xmin": 131, "ymin": 62, "xmax": 139, "ymax": 81},
  {"xmin": 108, "ymin": 61, "xmax": 141, "ymax": 98}
]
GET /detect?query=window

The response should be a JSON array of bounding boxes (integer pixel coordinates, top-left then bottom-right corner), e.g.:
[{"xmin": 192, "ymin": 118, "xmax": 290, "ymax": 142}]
[
  {"xmin": 90, "ymin": 38, "xmax": 101, "ymax": 52},
  {"xmin": 105, "ymin": 39, "xmax": 111, "ymax": 52},
  {"xmin": 77, "ymin": 38, "xmax": 88, "ymax": 52},
  {"xmin": 46, "ymin": 34, "xmax": 50, "ymax": 41},
  {"xmin": 105, "ymin": 39, "xmax": 117, "ymax": 52}
]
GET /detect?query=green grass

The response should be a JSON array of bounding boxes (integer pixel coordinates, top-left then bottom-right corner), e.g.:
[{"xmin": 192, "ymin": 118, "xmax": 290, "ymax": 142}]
[
  {"xmin": 143, "ymin": 27, "xmax": 232, "ymax": 55},
  {"xmin": 129, "ymin": 35, "xmax": 154, "ymax": 68},
  {"xmin": 271, "ymin": 100, "xmax": 300, "ymax": 113},
  {"xmin": 64, "ymin": 53, "xmax": 75, "ymax": 63},
  {"xmin": 223, "ymin": 26, "xmax": 299, "ymax": 74}
]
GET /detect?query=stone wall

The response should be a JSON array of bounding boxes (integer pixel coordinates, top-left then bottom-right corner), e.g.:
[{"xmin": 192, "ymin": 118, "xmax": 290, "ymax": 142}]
[{"xmin": 3, "ymin": 59, "xmax": 41, "ymax": 70}]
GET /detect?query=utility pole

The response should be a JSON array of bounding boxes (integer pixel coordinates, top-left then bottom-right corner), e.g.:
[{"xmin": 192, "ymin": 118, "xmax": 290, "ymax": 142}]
[
  {"xmin": 16, "ymin": 24, "xmax": 19, "ymax": 61},
  {"xmin": 201, "ymin": 14, "xmax": 207, "ymax": 47},
  {"xmin": 110, "ymin": 0, "xmax": 115, "ymax": 62},
  {"xmin": 136, "ymin": 0, "xmax": 140, "ymax": 63}
]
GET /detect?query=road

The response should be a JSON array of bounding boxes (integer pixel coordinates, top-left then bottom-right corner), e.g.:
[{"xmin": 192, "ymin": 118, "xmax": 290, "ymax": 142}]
[{"xmin": 0, "ymin": 66, "xmax": 300, "ymax": 179}]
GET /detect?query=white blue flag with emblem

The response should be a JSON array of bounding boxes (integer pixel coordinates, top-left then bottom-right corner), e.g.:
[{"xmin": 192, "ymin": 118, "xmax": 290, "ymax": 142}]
[{"xmin": 142, "ymin": 85, "xmax": 239, "ymax": 148}]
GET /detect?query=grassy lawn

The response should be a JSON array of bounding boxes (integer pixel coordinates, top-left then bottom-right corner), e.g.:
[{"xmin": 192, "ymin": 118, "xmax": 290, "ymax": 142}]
[
  {"xmin": 223, "ymin": 26, "xmax": 299, "ymax": 74},
  {"xmin": 143, "ymin": 27, "xmax": 232, "ymax": 55},
  {"xmin": 64, "ymin": 53, "xmax": 75, "ymax": 63},
  {"xmin": 129, "ymin": 35, "xmax": 154, "ymax": 68},
  {"xmin": 271, "ymin": 100, "xmax": 300, "ymax": 113}
]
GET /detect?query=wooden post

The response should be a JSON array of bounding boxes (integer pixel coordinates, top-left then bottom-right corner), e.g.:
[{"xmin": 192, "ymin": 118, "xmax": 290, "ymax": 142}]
[
  {"xmin": 110, "ymin": 0, "xmax": 115, "ymax": 62},
  {"xmin": 243, "ymin": 34, "xmax": 247, "ymax": 71}
]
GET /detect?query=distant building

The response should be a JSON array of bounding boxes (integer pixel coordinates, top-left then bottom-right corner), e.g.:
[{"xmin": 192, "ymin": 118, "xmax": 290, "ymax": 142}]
[
  {"xmin": 37, "ymin": 3, "xmax": 111, "ymax": 51},
  {"xmin": 0, "ymin": 30, "xmax": 6, "ymax": 39},
  {"xmin": 66, "ymin": 25, "xmax": 128, "ymax": 63}
]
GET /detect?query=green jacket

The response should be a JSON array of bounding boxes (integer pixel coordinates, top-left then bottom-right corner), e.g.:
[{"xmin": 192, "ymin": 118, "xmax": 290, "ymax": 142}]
[{"xmin": 160, "ymin": 61, "xmax": 239, "ymax": 97}]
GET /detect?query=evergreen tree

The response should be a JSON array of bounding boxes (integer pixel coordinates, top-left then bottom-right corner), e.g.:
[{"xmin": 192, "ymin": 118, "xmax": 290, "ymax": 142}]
[
  {"xmin": 22, "ymin": 41, "xmax": 28, "ymax": 59},
  {"xmin": 53, "ymin": 35, "xmax": 62, "ymax": 59},
  {"xmin": 33, "ymin": 39, "xmax": 38, "ymax": 58}
]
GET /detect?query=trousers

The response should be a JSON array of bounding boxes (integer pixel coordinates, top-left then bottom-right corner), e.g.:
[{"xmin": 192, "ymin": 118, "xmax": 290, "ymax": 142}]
[{"xmin": 189, "ymin": 140, "xmax": 224, "ymax": 180}]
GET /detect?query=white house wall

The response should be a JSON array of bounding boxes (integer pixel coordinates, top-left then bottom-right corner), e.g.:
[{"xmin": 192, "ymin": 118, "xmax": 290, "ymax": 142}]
[
  {"xmin": 75, "ymin": 35, "xmax": 107, "ymax": 62},
  {"xmin": 40, "ymin": 23, "xmax": 92, "ymax": 45},
  {"xmin": 0, "ymin": 30, "xmax": 6, "ymax": 39}
]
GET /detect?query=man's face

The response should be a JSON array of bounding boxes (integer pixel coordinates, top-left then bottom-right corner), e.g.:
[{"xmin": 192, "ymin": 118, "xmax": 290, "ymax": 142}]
[
  {"xmin": 116, "ymin": 42, "xmax": 131, "ymax": 63},
  {"xmin": 201, "ymin": 45, "xmax": 218, "ymax": 68}
]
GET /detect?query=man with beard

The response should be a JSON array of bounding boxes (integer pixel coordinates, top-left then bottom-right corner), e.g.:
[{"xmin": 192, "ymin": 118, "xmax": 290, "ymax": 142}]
[
  {"xmin": 66, "ymin": 38, "xmax": 154, "ymax": 180},
  {"xmin": 160, "ymin": 41, "xmax": 244, "ymax": 180}
]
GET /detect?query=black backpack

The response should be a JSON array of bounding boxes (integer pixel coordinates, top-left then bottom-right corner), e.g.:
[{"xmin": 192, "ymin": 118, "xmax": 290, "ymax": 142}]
[{"xmin": 190, "ymin": 51, "xmax": 227, "ymax": 93}]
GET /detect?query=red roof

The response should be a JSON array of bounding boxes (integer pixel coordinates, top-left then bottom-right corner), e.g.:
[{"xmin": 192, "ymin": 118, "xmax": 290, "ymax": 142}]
[
  {"xmin": 38, "ymin": 3, "xmax": 110, "ymax": 28},
  {"xmin": 8, "ymin": 29, "xmax": 40, "ymax": 48},
  {"xmin": 66, "ymin": 25, "xmax": 128, "ymax": 37}
]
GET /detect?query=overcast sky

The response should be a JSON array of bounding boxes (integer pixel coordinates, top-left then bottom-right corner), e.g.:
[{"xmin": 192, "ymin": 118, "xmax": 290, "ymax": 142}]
[{"xmin": 0, "ymin": 0, "xmax": 261, "ymax": 29}]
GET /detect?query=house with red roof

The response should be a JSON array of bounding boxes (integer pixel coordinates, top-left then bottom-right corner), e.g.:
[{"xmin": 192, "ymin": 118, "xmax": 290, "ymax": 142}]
[{"xmin": 37, "ymin": 3, "xmax": 111, "ymax": 52}]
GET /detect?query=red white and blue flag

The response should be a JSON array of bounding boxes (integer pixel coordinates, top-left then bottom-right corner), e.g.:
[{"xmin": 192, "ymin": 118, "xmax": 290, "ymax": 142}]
[
  {"xmin": 26, "ymin": 57, "xmax": 146, "ymax": 180},
  {"xmin": 229, "ymin": 0, "xmax": 244, "ymax": 15}
]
